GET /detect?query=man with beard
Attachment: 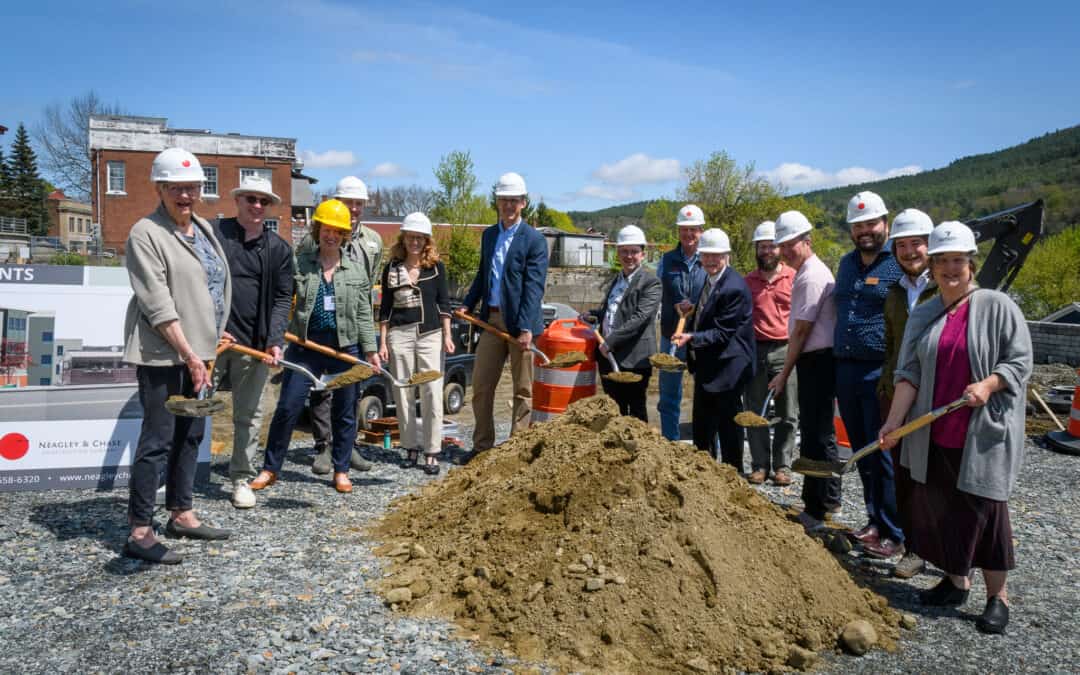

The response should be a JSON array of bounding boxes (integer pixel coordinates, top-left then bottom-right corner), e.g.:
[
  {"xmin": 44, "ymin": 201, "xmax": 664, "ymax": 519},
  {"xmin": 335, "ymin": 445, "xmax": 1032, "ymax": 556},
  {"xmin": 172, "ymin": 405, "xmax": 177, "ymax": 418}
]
[
  {"xmin": 875, "ymin": 208, "xmax": 936, "ymax": 573},
  {"xmin": 743, "ymin": 221, "xmax": 798, "ymax": 485},
  {"xmin": 833, "ymin": 191, "xmax": 904, "ymax": 558}
]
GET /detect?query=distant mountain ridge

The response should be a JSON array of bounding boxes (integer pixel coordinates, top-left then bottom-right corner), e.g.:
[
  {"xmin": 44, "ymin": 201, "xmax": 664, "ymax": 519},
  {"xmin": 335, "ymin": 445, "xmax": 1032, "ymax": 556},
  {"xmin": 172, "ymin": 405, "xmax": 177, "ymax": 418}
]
[{"xmin": 569, "ymin": 124, "xmax": 1080, "ymax": 234}]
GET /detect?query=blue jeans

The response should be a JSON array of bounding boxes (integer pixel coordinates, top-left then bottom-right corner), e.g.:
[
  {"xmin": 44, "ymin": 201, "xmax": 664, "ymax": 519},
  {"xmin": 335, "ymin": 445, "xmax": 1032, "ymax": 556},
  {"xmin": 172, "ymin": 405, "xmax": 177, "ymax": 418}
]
[
  {"xmin": 262, "ymin": 334, "xmax": 359, "ymax": 475},
  {"xmin": 657, "ymin": 336, "xmax": 686, "ymax": 440},
  {"xmin": 835, "ymin": 358, "xmax": 903, "ymax": 543}
]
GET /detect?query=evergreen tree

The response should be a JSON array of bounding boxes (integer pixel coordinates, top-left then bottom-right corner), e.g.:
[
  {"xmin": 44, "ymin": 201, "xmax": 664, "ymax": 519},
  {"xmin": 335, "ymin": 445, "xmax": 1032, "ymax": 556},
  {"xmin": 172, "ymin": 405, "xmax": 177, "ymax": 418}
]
[
  {"xmin": 7, "ymin": 124, "xmax": 49, "ymax": 234},
  {"xmin": 0, "ymin": 146, "xmax": 11, "ymax": 214}
]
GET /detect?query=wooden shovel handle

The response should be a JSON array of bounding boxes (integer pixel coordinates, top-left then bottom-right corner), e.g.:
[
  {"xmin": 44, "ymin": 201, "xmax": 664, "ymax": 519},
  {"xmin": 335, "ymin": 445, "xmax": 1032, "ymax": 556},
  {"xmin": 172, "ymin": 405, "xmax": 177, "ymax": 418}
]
[
  {"xmin": 226, "ymin": 343, "xmax": 272, "ymax": 361},
  {"xmin": 284, "ymin": 332, "xmax": 362, "ymax": 365},
  {"xmin": 456, "ymin": 311, "xmax": 516, "ymax": 345}
]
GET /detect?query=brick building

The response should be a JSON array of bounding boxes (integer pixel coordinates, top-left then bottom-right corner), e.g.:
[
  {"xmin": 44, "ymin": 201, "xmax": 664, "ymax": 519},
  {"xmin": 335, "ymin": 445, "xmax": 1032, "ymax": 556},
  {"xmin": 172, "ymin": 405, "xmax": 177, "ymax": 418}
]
[
  {"xmin": 45, "ymin": 190, "xmax": 95, "ymax": 253},
  {"xmin": 89, "ymin": 115, "xmax": 297, "ymax": 254}
]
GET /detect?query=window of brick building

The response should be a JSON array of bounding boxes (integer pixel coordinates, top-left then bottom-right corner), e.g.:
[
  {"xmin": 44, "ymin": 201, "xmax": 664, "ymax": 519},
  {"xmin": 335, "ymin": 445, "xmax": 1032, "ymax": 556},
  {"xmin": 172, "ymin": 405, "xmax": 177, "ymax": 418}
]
[
  {"xmin": 107, "ymin": 161, "xmax": 126, "ymax": 194},
  {"xmin": 263, "ymin": 219, "xmax": 279, "ymax": 233},
  {"xmin": 68, "ymin": 216, "xmax": 75, "ymax": 233},
  {"xmin": 240, "ymin": 168, "xmax": 273, "ymax": 185},
  {"xmin": 203, "ymin": 166, "xmax": 219, "ymax": 197}
]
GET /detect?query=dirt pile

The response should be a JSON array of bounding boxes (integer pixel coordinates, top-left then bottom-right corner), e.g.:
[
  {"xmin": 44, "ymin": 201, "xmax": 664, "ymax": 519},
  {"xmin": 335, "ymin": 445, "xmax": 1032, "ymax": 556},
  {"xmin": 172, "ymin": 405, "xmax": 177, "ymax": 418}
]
[{"xmin": 372, "ymin": 395, "xmax": 900, "ymax": 673}]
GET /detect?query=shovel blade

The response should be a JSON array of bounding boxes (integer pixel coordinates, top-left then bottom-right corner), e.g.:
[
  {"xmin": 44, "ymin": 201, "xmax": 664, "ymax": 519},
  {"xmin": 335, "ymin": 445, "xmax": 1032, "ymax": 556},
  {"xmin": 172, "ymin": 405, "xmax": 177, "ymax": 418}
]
[{"xmin": 791, "ymin": 457, "xmax": 846, "ymax": 478}]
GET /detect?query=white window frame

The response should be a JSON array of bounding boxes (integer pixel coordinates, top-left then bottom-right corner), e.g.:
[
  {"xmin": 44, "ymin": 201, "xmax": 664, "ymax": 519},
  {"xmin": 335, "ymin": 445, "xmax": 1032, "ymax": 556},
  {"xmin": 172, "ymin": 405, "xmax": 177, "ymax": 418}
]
[
  {"xmin": 106, "ymin": 161, "xmax": 126, "ymax": 194},
  {"xmin": 239, "ymin": 168, "xmax": 273, "ymax": 185},
  {"xmin": 203, "ymin": 166, "xmax": 219, "ymax": 197},
  {"xmin": 263, "ymin": 218, "xmax": 279, "ymax": 233}
]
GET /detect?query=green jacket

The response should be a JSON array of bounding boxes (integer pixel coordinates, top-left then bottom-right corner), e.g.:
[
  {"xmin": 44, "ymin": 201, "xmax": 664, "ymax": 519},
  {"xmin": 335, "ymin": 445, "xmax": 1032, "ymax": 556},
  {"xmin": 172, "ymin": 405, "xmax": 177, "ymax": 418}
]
[
  {"xmin": 297, "ymin": 224, "xmax": 383, "ymax": 307},
  {"xmin": 878, "ymin": 279, "xmax": 937, "ymax": 399},
  {"xmin": 291, "ymin": 248, "xmax": 377, "ymax": 354}
]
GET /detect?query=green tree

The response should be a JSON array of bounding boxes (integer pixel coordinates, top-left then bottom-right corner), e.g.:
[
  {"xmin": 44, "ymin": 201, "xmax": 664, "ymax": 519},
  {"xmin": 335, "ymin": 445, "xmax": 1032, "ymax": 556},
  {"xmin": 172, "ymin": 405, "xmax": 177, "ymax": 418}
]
[
  {"xmin": 444, "ymin": 226, "xmax": 482, "ymax": 291},
  {"xmin": 35, "ymin": 90, "xmax": 124, "ymax": 201},
  {"xmin": 1009, "ymin": 225, "xmax": 1080, "ymax": 320},
  {"xmin": 6, "ymin": 124, "xmax": 50, "ymax": 235},
  {"xmin": 534, "ymin": 200, "xmax": 577, "ymax": 233},
  {"xmin": 432, "ymin": 150, "xmax": 480, "ymax": 225},
  {"xmin": 641, "ymin": 198, "xmax": 678, "ymax": 246},
  {"xmin": 50, "ymin": 251, "xmax": 87, "ymax": 266}
]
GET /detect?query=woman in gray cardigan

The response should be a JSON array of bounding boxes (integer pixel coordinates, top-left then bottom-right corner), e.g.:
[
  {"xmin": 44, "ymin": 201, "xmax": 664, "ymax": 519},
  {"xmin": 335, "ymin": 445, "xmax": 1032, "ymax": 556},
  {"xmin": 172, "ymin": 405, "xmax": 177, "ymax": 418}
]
[
  {"xmin": 880, "ymin": 221, "xmax": 1032, "ymax": 635},
  {"xmin": 122, "ymin": 148, "xmax": 232, "ymax": 564}
]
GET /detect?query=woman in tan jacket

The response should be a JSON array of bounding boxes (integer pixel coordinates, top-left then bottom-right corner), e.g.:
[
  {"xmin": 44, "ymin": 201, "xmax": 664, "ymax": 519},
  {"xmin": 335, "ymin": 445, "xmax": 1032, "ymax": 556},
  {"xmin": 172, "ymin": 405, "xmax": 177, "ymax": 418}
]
[{"xmin": 122, "ymin": 148, "xmax": 232, "ymax": 564}]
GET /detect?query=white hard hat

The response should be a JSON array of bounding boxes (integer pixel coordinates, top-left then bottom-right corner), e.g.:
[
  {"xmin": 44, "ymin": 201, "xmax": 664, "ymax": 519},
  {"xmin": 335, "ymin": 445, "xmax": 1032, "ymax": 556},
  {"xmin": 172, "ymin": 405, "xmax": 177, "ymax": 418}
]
[
  {"xmin": 151, "ymin": 148, "xmax": 205, "ymax": 183},
  {"xmin": 774, "ymin": 210, "xmax": 813, "ymax": 244},
  {"xmin": 846, "ymin": 191, "xmax": 888, "ymax": 224},
  {"xmin": 676, "ymin": 204, "xmax": 706, "ymax": 227},
  {"xmin": 615, "ymin": 225, "xmax": 646, "ymax": 247},
  {"xmin": 752, "ymin": 221, "xmax": 776, "ymax": 243},
  {"xmin": 889, "ymin": 208, "xmax": 933, "ymax": 240},
  {"xmin": 697, "ymin": 228, "xmax": 731, "ymax": 254},
  {"xmin": 927, "ymin": 221, "xmax": 977, "ymax": 256},
  {"xmin": 231, "ymin": 174, "xmax": 281, "ymax": 204},
  {"xmin": 401, "ymin": 212, "xmax": 433, "ymax": 237},
  {"xmin": 334, "ymin": 176, "xmax": 369, "ymax": 200},
  {"xmin": 494, "ymin": 172, "xmax": 527, "ymax": 197}
]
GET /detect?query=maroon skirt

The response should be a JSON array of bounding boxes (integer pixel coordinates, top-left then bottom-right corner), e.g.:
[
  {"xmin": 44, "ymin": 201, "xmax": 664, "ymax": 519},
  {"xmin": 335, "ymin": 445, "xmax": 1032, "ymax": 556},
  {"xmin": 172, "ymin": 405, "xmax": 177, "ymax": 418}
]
[{"xmin": 906, "ymin": 443, "xmax": 1015, "ymax": 576}]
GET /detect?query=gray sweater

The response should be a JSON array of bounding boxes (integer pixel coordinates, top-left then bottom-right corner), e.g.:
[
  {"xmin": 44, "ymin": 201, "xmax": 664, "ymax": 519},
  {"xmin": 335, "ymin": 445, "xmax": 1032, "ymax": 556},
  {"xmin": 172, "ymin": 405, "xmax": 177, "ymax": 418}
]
[
  {"xmin": 894, "ymin": 289, "xmax": 1032, "ymax": 500},
  {"xmin": 123, "ymin": 205, "xmax": 232, "ymax": 366}
]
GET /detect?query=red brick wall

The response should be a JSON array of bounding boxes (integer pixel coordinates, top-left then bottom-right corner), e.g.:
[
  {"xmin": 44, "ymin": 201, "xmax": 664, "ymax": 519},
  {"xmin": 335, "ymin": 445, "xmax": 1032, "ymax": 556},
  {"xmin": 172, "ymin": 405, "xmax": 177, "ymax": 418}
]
[{"xmin": 92, "ymin": 150, "xmax": 294, "ymax": 254}]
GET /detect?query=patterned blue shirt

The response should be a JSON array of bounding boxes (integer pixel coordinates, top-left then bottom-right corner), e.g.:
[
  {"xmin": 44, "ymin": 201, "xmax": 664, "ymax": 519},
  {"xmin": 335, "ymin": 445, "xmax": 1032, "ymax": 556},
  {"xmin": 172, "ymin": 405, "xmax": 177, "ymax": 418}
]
[
  {"xmin": 184, "ymin": 226, "xmax": 227, "ymax": 331},
  {"xmin": 309, "ymin": 275, "xmax": 338, "ymax": 333},
  {"xmin": 488, "ymin": 219, "xmax": 522, "ymax": 308},
  {"xmin": 832, "ymin": 249, "xmax": 902, "ymax": 361}
]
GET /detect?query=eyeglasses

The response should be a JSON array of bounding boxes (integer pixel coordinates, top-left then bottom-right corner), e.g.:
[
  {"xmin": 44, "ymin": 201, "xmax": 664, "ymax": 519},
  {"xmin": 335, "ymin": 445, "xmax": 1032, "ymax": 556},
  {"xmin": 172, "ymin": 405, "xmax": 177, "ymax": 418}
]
[
  {"xmin": 165, "ymin": 184, "xmax": 201, "ymax": 195},
  {"xmin": 244, "ymin": 195, "xmax": 272, "ymax": 207}
]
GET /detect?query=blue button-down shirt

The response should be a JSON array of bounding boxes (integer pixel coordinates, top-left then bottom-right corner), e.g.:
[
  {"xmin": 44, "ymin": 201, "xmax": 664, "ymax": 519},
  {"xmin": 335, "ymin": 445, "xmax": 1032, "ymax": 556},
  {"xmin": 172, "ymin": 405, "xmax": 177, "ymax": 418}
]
[
  {"xmin": 832, "ymin": 249, "xmax": 902, "ymax": 361},
  {"xmin": 488, "ymin": 219, "xmax": 522, "ymax": 308}
]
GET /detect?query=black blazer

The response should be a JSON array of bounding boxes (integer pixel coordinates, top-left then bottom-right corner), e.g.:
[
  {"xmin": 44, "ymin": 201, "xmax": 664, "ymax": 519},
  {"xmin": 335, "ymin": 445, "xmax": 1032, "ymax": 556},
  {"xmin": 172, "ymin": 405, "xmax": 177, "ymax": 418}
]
[
  {"xmin": 687, "ymin": 267, "xmax": 756, "ymax": 393},
  {"xmin": 587, "ymin": 268, "xmax": 661, "ymax": 370}
]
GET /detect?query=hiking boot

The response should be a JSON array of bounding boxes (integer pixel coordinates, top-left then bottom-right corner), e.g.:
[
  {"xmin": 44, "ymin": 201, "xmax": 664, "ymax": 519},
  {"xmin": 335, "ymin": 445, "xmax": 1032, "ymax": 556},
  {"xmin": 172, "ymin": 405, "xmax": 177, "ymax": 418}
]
[
  {"xmin": 312, "ymin": 447, "xmax": 332, "ymax": 475},
  {"xmin": 894, "ymin": 551, "xmax": 926, "ymax": 579},
  {"xmin": 350, "ymin": 450, "xmax": 373, "ymax": 471}
]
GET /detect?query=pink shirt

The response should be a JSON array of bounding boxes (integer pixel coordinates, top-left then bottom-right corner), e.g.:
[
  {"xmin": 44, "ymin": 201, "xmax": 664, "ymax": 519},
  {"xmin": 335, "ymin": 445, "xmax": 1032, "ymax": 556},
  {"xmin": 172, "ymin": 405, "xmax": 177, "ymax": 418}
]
[
  {"xmin": 745, "ymin": 264, "xmax": 795, "ymax": 342},
  {"xmin": 931, "ymin": 302, "xmax": 974, "ymax": 448},
  {"xmin": 789, "ymin": 254, "xmax": 836, "ymax": 353}
]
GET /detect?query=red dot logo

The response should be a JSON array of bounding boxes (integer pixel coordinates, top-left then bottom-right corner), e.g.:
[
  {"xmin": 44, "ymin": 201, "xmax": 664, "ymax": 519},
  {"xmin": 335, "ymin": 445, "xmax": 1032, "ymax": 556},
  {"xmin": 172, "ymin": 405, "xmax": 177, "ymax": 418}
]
[
  {"xmin": 0, "ymin": 433, "xmax": 29, "ymax": 461},
  {"xmin": 858, "ymin": 202, "xmax": 865, "ymax": 210},
  {"xmin": 685, "ymin": 210, "xmax": 692, "ymax": 216},
  {"xmin": 182, "ymin": 160, "xmax": 191, "ymax": 167}
]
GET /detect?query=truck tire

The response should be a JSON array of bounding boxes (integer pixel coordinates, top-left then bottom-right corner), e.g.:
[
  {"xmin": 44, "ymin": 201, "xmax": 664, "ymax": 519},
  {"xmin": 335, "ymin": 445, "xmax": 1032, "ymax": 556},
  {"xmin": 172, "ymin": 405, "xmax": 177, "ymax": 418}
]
[
  {"xmin": 357, "ymin": 395, "xmax": 384, "ymax": 430},
  {"xmin": 444, "ymin": 382, "xmax": 465, "ymax": 415}
]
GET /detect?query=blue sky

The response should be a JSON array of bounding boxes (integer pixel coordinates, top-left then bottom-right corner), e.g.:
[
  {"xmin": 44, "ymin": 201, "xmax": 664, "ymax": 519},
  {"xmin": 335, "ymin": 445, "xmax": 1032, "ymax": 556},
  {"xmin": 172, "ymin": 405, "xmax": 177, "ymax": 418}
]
[{"xmin": 4, "ymin": 0, "xmax": 1079, "ymax": 212}]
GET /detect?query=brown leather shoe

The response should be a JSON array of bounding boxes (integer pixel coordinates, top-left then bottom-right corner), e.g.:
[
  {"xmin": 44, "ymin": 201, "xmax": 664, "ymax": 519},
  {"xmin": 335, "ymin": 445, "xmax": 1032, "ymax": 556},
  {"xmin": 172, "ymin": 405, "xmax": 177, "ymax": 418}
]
[
  {"xmin": 772, "ymin": 469, "xmax": 793, "ymax": 486},
  {"xmin": 748, "ymin": 469, "xmax": 767, "ymax": 484},
  {"xmin": 863, "ymin": 538, "xmax": 905, "ymax": 559},
  {"xmin": 249, "ymin": 470, "xmax": 276, "ymax": 491},
  {"xmin": 849, "ymin": 524, "xmax": 880, "ymax": 545},
  {"xmin": 334, "ymin": 472, "xmax": 353, "ymax": 493}
]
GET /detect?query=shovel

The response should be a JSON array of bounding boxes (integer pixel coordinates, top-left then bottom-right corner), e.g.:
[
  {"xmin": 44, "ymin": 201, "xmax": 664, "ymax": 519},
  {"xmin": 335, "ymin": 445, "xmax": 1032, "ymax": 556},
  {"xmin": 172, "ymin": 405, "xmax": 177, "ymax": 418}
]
[
  {"xmin": 649, "ymin": 306, "xmax": 693, "ymax": 372},
  {"xmin": 456, "ymin": 311, "xmax": 585, "ymax": 368},
  {"xmin": 223, "ymin": 342, "xmax": 362, "ymax": 391},
  {"xmin": 284, "ymin": 332, "xmax": 437, "ymax": 389},
  {"xmin": 792, "ymin": 396, "xmax": 971, "ymax": 478},
  {"xmin": 735, "ymin": 389, "xmax": 775, "ymax": 428},
  {"xmin": 164, "ymin": 341, "xmax": 231, "ymax": 417},
  {"xmin": 582, "ymin": 320, "xmax": 641, "ymax": 384}
]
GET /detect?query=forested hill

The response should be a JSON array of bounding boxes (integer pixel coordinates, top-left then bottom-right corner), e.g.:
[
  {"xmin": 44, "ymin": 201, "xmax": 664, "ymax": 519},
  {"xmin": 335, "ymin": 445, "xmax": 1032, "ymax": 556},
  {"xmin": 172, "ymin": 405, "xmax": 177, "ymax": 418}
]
[
  {"xmin": 568, "ymin": 124, "xmax": 1080, "ymax": 234},
  {"xmin": 801, "ymin": 125, "xmax": 1080, "ymax": 233}
]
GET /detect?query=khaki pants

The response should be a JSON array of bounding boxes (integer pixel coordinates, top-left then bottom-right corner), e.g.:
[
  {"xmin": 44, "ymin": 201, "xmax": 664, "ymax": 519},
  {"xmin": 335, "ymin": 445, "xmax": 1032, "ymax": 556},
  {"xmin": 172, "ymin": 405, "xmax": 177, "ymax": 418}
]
[
  {"xmin": 387, "ymin": 326, "xmax": 444, "ymax": 455},
  {"xmin": 215, "ymin": 350, "xmax": 270, "ymax": 481},
  {"xmin": 471, "ymin": 313, "xmax": 533, "ymax": 451}
]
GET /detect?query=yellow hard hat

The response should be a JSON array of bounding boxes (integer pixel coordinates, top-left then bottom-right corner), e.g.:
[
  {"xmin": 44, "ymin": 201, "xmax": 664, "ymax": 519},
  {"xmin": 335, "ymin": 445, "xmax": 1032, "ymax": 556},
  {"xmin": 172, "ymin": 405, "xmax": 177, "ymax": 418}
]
[{"xmin": 312, "ymin": 199, "xmax": 352, "ymax": 232}]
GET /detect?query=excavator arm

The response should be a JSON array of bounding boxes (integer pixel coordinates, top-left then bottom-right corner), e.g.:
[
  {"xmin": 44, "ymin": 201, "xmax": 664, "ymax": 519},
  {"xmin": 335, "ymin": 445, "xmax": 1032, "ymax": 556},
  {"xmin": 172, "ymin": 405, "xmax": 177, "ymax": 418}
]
[{"xmin": 968, "ymin": 199, "xmax": 1044, "ymax": 292}]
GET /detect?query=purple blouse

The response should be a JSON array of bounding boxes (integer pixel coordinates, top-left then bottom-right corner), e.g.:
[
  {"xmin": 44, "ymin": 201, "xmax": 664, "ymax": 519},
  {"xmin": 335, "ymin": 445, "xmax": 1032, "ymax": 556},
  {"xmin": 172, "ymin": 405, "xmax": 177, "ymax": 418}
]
[{"xmin": 931, "ymin": 301, "xmax": 973, "ymax": 447}]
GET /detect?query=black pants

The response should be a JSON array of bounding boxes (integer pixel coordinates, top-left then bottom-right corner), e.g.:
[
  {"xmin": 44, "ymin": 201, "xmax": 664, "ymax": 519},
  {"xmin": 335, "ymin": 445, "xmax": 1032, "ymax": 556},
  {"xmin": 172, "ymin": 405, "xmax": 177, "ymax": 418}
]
[
  {"xmin": 692, "ymin": 381, "xmax": 745, "ymax": 469},
  {"xmin": 796, "ymin": 349, "xmax": 841, "ymax": 520},
  {"xmin": 597, "ymin": 359, "xmax": 652, "ymax": 422},
  {"xmin": 129, "ymin": 365, "xmax": 204, "ymax": 526},
  {"xmin": 309, "ymin": 388, "xmax": 333, "ymax": 452}
]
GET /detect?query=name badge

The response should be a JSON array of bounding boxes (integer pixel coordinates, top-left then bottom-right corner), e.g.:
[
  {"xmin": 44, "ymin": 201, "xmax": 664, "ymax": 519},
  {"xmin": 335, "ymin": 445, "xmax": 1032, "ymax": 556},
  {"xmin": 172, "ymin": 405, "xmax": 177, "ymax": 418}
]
[
  {"xmin": 324, "ymin": 295, "xmax": 336, "ymax": 312},
  {"xmin": 865, "ymin": 277, "xmax": 879, "ymax": 285}
]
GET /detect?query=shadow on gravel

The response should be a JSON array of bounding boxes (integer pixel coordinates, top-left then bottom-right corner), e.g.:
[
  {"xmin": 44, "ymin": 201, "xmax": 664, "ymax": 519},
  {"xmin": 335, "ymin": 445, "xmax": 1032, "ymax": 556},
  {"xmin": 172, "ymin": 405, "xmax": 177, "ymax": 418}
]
[
  {"xmin": 259, "ymin": 497, "xmax": 318, "ymax": 509},
  {"xmin": 30, "ymin": 496, "xmax": 128, "ymax": 547}
]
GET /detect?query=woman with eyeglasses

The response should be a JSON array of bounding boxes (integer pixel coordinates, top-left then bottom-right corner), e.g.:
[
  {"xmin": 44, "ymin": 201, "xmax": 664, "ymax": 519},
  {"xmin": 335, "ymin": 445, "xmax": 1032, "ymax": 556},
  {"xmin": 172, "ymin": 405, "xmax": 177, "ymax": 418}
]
[{"xmin": 122, "ymin": 148, "xmax": 232, "ymax": 564}]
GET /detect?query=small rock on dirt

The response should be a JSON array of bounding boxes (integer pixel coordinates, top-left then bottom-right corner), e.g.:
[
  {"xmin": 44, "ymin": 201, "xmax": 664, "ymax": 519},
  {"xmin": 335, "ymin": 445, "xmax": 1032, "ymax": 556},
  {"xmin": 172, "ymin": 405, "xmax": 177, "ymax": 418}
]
[
  {"xmin": 787, "ymin": 645, "xmax": 818, "ymax": 670},
  {"xmin": 386, "ymin": 587, "xmax": 412, "ymax": 605},
  {"xmin": 840, "ymin": 619, "xmax": 878, "ymax": 655},
  {"xmin": 585, "ymin": 578, "xmax": 605, "ymax": 592},
  {"xmin": 900, "ymin": 613, "xmax": 917, "ymax": 630}
]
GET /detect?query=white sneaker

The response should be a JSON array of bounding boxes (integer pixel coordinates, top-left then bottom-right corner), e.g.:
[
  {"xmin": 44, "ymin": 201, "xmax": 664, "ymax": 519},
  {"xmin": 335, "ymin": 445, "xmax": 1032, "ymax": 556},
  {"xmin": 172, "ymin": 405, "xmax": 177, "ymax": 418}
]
[
  {"xmin": 797, "ymin": 511, "xmax": 825, "ymax": 533},
  {"xmin": 232, "ymin": 480, "xmax": 256, "ymax": 509}
]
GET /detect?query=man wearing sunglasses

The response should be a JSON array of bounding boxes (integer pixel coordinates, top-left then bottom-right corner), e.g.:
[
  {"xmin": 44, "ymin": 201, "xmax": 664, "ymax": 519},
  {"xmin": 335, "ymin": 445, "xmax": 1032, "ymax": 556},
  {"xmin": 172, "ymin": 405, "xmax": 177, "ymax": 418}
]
[{"xmin": 213, "ymin": 174, "xmax": 295, "ymax": 509}]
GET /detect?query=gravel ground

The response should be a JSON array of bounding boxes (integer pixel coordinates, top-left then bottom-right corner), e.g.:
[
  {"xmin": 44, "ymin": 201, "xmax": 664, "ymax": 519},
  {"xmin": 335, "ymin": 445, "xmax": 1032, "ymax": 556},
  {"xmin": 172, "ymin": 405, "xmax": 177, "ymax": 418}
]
[{"xmin": 1, "ymin": 394, "xmax": 1078, "ymax": 672}]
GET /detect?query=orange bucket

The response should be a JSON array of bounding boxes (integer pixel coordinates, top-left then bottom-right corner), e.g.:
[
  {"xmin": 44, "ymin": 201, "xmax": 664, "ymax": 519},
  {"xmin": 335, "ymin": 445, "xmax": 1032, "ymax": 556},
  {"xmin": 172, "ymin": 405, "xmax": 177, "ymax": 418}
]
[{"xmin": 532, "ymin": 318, "xmax": 597, "ymax": 423}]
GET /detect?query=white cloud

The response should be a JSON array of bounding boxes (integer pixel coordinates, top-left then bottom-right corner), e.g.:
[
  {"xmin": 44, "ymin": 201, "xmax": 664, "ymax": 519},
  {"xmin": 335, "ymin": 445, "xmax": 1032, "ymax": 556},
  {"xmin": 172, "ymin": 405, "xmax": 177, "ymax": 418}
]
[
  {"xmin": 568, "ymin": 185, "xmax": 637, "ymax": 202},
  {"xmin": 300, "ymin": 149, "xmax": 357, "ymax": 169},
  {"xmin": 592, "ymin": 153, "xmax": 681, "ymax": 186},
  {"xmin": 762, "ymin": 162, "xmax": 922, "ymax": 193},
  {"xmin": 367, "ymin": 162, "xmax": 415, "ymax": 179}
]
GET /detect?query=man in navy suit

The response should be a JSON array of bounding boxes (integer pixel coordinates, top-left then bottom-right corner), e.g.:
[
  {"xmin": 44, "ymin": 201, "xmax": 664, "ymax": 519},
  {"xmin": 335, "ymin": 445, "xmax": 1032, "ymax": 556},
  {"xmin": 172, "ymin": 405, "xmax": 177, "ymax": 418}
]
[
  {"xmin": 457, "ymin": 172, "xmax": 549, "ymax": 452},
  {"xmin": 672, "ymin": 228, "xmax": 755, "ymax": 470}
]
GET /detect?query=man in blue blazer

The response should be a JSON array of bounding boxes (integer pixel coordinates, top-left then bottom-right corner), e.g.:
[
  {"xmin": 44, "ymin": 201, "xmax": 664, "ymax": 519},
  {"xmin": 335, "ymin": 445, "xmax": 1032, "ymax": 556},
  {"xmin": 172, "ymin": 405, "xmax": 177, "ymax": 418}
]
[
  {"xmin": 672, "ymin": 228, "xmax": 755, "ymax": 470},
  {"xmin": 457, "ymin": 172, "xmax": 549, "ymax": 452}
]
